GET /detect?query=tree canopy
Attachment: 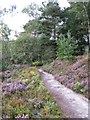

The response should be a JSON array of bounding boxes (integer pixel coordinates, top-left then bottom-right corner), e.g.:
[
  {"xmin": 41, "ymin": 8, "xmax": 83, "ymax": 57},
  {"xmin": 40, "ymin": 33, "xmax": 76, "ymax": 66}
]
[{"xmin": 1, "ymin": 0, "xmax": 90, "ymax": 69}]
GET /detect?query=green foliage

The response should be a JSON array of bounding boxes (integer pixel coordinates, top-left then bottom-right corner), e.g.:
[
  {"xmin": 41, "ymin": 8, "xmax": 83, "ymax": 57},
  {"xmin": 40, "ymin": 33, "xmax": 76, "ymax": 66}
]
[
  {"xmin": 56, "ymin": 32, "xmax": 77, "ymax": 60},
  {"xmin": 2, "ymin": 41, "xmax": 11, "ymax": 71},
  {"xmin": 73, "ymin": 81, "xmax": 86, "ymax": 94},
  {"xmin": 12, "ymin": 28, "xmax": 55, "ymax": 64},
  {"xmin": 21, "ymin": 1, "xmax": 63, "ymax": 64},
  {"xmin": 60, "ymin": 2, "xmax": 90, "ymax": 55},
  {"xmin": 38, "ymin": 1, "xmax": 62, "ymax": 38},
  {"xmin": 1, "ymin": 0, "xmax": 89, "ymax": 68},
  {"xmin": 12, "ymin": 33, "xmax": 40, "ymax": 64},
  {"xmin": 32, "ymin": 61, "xmax": 43, "ymax": 66},
  {"xmin": 0, "ymin": 22, "xmax": 11, "ymax": 40},
  {"xmin": 22, "ymin": 3, "xmax": 39, "ymax": 18},
  {"xmin": 73, "ymin": 81, "xmax": 81, "ymax": 92},
  {"xmin": 0, "ymin": 5, "xmax": 16, "ymax": 17},
  {"xmin": 0, "ymin": 23, "xmax": 12, "ymax": 71},
  {"xmin": 2, "ymin": 67, "xmax": 63, "ymax": 118}
]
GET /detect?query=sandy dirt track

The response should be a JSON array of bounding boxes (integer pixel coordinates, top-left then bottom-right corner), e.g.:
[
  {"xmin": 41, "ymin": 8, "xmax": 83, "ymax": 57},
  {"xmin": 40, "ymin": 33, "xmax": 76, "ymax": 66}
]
[{"xmin": 39, "ymin": 69, "xmax": 89, "ymax": 119}]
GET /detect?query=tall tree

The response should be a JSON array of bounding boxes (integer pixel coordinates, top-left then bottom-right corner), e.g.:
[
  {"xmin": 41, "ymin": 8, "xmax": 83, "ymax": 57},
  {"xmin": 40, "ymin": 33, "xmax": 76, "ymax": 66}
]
[
  {"xmin": 0, "ymin": 23, "xmax": 12, "ymax": 70},
  {"xmin": 60, "ymin": 2, "xmax": 90, "ymax": 55},
  {"xmin": 22, "ymin": 0, "xmax": 63, "ymax": 60},
  {"xmin": 83, "ymin": 2, "xmax": 90, "ymax": 50},
  {"xmin": 38, "ymin": 1, "xmax": 62, "ymax": 40},
  {"xmin": 37, "ymin": 1, "xmax": 63, "ymax": 58}
]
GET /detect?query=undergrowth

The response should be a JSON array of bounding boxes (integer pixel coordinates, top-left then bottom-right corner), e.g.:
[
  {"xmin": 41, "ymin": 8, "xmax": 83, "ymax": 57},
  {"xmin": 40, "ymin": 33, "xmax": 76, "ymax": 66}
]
[{"xmin": 2, "ymin": 67, "xmax": 63, "ymax": 118}]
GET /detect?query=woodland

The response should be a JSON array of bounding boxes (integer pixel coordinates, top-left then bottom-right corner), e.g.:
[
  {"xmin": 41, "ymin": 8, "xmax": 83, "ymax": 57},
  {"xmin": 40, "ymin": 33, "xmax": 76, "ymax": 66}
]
[{"xmin": 0, "ymin": 0, "xmax": 90, "ymax": 118}]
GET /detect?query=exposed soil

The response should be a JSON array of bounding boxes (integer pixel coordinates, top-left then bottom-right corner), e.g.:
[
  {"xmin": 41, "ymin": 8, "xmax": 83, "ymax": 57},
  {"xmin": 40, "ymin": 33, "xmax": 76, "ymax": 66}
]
[{"xmin": 39, "ymin": 69, "xmax": 89, "ymax": 119}]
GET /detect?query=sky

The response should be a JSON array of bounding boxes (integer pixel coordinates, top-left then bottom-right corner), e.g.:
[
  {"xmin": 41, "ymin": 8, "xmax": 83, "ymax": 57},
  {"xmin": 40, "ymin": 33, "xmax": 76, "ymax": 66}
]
[{"xmin": 0, "ymin": 0, "xmax": 70, "ymax": 39}]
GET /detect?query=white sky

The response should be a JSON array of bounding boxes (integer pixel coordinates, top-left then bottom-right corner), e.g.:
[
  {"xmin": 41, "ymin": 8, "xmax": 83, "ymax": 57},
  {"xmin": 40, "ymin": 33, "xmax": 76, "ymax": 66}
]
[{"xmin": 0, "ymin": 0, "xmax": 70, "ymax": 39}]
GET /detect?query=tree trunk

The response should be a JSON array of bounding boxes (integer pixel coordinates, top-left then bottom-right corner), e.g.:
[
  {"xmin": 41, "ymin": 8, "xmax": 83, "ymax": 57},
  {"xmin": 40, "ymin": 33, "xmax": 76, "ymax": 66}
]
[{"xmin": 83, "ymin": 2, "xmax": 90, "ymax": 50}]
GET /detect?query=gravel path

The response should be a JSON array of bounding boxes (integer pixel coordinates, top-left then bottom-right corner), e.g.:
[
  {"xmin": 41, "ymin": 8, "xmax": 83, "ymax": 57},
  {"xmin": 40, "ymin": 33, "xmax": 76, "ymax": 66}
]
[{"xmin": 39, "ymin": 69, "xmax": 89, "ymax": 119}]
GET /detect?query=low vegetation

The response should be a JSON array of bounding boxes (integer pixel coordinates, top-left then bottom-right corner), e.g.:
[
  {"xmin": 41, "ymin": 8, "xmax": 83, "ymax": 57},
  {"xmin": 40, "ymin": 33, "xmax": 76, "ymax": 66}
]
[
  {"xmin": 0, "ymin": 0, "xmax": 89, "ymax": 118},
  {"xmin": 42, "ymin": 55, "xmax": 89, "ymax": 99},
  {"xmin": 2, "ymin": 67, "xmax": 63, "ymax": 118}
]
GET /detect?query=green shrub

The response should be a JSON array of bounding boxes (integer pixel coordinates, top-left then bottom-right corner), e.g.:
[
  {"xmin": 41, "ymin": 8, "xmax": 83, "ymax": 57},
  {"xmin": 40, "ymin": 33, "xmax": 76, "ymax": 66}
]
[
  {"xmin": 2, "ymin": 63, "xmax": 9, "ymax": 71},
  {"xmin": 73, "ymin": 81, "xmax": 86, "ymax": 94},
  {"xmin": 56, "ymin": 32, "xmax": 77, "ymax": 60},
  {"xmin": 73, "ymin": 82, "xmax": 81, "ymax": 92},
  {"xmin": 32, "ymin": 61, "xmax": 43, "ymax": 66}
]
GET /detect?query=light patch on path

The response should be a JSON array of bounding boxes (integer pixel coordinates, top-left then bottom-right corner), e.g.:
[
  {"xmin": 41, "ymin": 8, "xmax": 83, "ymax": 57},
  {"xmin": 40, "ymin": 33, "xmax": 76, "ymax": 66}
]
[{"xmin": 38, "ymin": 69, "xmax": 89, "ymax": 119}]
